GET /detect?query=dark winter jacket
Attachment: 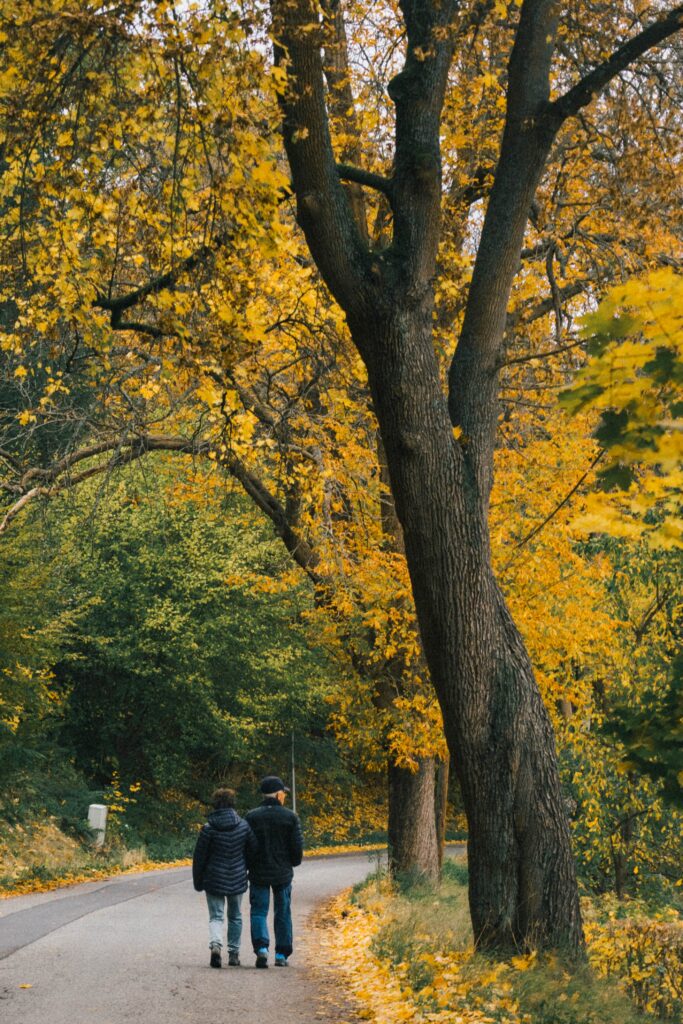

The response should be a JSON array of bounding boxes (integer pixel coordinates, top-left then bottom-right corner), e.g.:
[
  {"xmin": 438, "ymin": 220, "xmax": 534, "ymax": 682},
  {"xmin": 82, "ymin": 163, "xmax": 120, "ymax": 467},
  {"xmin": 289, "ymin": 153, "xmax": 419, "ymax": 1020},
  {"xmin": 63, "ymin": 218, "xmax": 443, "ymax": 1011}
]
[
  {"xmin": 245, "ymin": 798, "xmax": 303, "ymax": 888},
  {"xmin": 192, "ymin": 808, "xmax": 257, "ymax": 896}
]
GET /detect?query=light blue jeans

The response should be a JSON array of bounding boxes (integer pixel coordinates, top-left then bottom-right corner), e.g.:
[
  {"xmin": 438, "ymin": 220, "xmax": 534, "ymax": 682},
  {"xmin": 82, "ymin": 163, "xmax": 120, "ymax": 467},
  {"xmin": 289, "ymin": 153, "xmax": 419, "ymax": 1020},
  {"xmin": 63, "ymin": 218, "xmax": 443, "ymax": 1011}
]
[{"xmin": 206, "ymin": 892, "xmax": 243, "ymax": 952}]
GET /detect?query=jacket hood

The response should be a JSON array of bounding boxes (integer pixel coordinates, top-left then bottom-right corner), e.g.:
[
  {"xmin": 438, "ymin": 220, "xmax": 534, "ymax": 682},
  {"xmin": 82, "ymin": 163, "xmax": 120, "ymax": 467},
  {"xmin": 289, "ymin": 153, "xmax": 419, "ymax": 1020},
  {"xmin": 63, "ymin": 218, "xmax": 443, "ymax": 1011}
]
[{"xmin": 208, "ymin": 807, "xmax": 241, "ymax": 831}]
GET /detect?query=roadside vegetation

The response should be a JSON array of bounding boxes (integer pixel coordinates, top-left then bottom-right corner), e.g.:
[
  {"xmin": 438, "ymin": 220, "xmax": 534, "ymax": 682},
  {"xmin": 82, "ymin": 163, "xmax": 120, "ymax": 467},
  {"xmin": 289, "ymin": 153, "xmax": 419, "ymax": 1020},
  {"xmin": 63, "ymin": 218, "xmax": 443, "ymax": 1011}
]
[
  {"xmin": 0, "ymin": 468, "xmax": 387, "ymax": 894},
  {"xmin": 322, "ymin": 861, "xmax": 682, "ymax": 1024}
]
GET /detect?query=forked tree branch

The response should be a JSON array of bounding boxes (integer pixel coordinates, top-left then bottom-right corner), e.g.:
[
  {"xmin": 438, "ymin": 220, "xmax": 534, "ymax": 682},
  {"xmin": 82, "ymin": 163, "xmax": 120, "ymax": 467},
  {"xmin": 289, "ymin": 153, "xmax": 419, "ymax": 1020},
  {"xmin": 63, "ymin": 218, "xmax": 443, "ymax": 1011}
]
[{"xmin": 448, "ymin": 0, "xmax": 683, "ymax": 497}]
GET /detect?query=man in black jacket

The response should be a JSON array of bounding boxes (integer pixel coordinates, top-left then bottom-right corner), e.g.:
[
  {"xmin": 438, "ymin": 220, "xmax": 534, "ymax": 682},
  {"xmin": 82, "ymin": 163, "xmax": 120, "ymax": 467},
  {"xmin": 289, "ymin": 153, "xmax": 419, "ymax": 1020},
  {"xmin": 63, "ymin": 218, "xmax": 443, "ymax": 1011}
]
[
  {"xmin": 192, "ymin": 788, "xmax": 257, "ymax": 968},
  {"xmin": 246, "ymin": 775, "xmax": 303, "ymax": 968}
]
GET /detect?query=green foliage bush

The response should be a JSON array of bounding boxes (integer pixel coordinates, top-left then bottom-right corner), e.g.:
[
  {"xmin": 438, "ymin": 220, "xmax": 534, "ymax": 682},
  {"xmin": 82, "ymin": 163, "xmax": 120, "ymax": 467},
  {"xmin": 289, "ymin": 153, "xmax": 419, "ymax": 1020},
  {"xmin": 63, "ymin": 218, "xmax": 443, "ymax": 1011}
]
[{"xmin": 0, "ymin": 464, "xmax": 376, "ymax": 869}]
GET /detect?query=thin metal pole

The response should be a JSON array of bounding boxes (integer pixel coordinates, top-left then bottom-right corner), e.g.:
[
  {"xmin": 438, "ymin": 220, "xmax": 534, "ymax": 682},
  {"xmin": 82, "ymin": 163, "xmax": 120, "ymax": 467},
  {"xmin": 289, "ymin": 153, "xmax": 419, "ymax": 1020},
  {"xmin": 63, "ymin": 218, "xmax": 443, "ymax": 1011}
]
[{"xmin": 291, "ymin": 729, "xmax": 297, "ymax": 814}]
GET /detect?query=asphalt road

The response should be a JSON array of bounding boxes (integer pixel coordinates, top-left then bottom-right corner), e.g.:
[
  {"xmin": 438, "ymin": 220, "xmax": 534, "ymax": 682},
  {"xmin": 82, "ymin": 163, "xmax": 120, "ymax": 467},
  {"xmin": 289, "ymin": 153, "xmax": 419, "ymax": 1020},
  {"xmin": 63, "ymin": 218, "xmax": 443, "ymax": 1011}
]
[{"xmin": 0, "ymin": 852, "xmax": 384, "ymax": 1023}]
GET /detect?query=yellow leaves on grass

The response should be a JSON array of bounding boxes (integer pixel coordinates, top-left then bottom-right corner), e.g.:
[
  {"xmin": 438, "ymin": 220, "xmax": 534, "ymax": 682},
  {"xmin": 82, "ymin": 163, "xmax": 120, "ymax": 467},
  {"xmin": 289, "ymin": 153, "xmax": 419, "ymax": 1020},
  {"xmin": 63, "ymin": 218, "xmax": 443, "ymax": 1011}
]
[
  {"xmin": 320, "ymin": 885, "xmax": 507, "ymax": 1024},
  {"xmin": 323, "ymin": 884, "xmax": 683, "ymax": 1024},
  {"xmin": 509, "ymin": 951, "xmax": 537, "ymax": 972}
]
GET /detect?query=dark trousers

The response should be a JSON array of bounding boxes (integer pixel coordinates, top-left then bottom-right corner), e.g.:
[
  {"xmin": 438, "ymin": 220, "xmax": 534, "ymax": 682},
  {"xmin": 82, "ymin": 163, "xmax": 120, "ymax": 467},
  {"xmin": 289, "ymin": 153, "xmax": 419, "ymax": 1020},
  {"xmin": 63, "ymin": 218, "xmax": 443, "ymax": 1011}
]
[{"xmin": 249, "ymin": 883, "xmax": 293, "ymax": 956}]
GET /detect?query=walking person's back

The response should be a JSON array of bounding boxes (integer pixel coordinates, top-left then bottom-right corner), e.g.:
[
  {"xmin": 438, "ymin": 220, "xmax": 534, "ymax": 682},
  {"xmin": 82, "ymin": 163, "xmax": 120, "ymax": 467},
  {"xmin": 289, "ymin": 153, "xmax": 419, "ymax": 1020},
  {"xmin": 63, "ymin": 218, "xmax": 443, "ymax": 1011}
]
[
  {"xmin": 192, "ymin": 787, "xmax": 257, "ymax": 968},
  {"xmin": 246, "ymin": 776, "xmax": 303, "ymax": 968}
]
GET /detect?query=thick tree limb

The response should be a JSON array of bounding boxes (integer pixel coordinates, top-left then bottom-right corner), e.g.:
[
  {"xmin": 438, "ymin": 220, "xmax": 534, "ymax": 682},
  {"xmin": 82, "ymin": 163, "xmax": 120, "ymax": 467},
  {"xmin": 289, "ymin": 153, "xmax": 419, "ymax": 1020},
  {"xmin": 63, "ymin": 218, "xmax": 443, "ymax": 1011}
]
[
  {"xmin": 270, "ymin": 0, "xmax": 369, "ymax": 315},
  {"xmin": 387, "ymin": 0, "xmax": 459, "ymax": 292},
  {"xmin": 17, "ymin": 437, "xmax": 147, "ymax": 489},
  {"xmin": 0, "ymin": 436, "xmax": 181, "ymax": 535},
  {"xmin": 322, "ymin": 0, "xmax": 371, "ymax": 239},
  {"xmin": 448, "ymin": 0, "xmax": 560, "ymax": 500},
  {"xmin": 225, "ymin": 449, "xmax": 321, "ymax": 580},
  {"xmin": 448, "ymin": 1, "xmax": 683, "ymax": 503},
  {"xmin": 337, "ymin": 163, "xmax": 394, "ymax": 200}
]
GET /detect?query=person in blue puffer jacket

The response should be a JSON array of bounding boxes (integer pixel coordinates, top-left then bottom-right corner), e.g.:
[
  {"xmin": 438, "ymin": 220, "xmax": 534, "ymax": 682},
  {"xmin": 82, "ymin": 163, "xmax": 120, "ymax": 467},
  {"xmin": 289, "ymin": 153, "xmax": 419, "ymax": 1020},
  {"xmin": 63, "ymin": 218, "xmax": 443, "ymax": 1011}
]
[{"xmin": 192, "ymin": 787, "xmax": 258, "ymax": 968}]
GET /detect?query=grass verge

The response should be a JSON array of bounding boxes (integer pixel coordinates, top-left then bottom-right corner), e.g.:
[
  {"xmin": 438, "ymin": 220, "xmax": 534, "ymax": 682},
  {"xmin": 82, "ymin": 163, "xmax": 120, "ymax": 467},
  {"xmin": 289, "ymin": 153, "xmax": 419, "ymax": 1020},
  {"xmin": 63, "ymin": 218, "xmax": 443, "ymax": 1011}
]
[{"xmin": 319, "ymin": 860, "xmax": 683, "ymax": 1023}]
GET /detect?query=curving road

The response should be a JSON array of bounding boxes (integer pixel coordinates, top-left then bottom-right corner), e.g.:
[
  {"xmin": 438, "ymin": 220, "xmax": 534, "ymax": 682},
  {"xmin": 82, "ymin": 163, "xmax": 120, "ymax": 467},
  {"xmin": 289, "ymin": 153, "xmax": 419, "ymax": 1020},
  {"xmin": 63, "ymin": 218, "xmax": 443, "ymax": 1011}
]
[{"xmin": 0, "ymin": 852, "xmax": 383, "ymax": 1023}]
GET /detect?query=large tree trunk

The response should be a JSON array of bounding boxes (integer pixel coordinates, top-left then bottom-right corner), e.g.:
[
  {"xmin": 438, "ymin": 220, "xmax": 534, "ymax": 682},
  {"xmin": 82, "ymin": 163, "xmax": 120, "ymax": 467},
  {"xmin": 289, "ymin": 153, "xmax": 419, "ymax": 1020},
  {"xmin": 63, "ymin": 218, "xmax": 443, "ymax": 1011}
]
[
  {"xmin": 264, "ymin": 0, "xmax": 671, "ymax": 953},
  {"xmin": 353, "ymin": 308, "xmax": 583, "ymax": 952},
  {"xmin": 388, "ymin": 758, "xmax": 440, "ymax": 883},
  {"xmin": 271, "ymin": 0, "xmax": 682, "ymax": 954}
]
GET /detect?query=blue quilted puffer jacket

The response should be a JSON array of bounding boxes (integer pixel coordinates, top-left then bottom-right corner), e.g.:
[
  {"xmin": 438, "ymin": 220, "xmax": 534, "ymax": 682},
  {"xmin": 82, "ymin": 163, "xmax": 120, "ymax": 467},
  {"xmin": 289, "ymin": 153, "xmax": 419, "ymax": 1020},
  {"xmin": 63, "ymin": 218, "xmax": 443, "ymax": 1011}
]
[{"xmin": 192, "ymin": 808, "xmax": 257, "ymax": 896}]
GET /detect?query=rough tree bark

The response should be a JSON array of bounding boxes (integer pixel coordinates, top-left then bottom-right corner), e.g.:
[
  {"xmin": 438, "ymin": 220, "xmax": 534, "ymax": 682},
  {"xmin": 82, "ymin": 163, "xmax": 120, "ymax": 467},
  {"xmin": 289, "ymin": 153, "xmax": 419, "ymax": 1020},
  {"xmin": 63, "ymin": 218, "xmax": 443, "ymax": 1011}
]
[
  {"xmin": 378, "ymin": 432, "xmax": 443, "ymax": 884},
  {"xmin": 434, "ymin": 757, "xmax": 449, "ymax": 872},
  {"xmin": 270, "ymin": 0, "xmax": 683, "ymax": 951},
  {"xmin": 388, "ymin": 759, "xmax": 440, "ymax": 880}
]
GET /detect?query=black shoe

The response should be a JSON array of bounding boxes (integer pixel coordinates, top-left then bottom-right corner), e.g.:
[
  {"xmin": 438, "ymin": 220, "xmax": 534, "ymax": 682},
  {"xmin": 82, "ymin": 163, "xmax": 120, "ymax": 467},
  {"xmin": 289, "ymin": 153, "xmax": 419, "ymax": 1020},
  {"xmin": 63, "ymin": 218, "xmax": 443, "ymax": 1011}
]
[
  {"xmin": 228, "ymin": 952, "xmax": 240, "ymax": 967},
  {"xmin": 255, "ymin": 949, "xmax": 269, "ymax": 969},
  {"xmin": 210, "ymin": 948, "xmax": 222, "ymax": 969}
]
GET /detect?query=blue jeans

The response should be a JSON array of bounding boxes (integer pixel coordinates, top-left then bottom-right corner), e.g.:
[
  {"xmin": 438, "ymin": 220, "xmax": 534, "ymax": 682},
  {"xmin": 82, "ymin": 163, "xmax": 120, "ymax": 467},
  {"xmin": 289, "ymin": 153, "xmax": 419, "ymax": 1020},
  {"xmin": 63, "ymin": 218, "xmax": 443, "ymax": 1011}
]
[
  {"xmin": 206, "ymin": 892, "xmax": 243, "ymax": 952},
  {"xmin": 249, "ymin": 883, "xmax": 293, "ymax": 957}
]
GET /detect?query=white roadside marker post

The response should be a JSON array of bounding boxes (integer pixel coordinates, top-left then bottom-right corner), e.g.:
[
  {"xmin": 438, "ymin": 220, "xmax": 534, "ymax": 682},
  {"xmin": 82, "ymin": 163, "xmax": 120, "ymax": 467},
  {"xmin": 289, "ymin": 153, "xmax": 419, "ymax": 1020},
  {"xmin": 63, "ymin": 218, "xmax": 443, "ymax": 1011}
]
[{"xmin": 88, "ymin": 803, "xmax": 108, "ymax": 848}]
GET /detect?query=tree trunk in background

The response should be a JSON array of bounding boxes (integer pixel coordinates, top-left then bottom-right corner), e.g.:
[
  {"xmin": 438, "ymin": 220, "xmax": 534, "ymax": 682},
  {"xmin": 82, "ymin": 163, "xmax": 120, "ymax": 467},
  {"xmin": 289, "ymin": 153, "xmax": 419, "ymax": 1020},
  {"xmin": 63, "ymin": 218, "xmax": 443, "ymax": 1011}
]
[
  {"xmin": 377, "ymin": 434, "xmax": 444, "ymax": 884},
  {"xmin": 435, "ymin": 756, "xmax": 449, "ymax": 872},
  {"xmin": 388, "ymin": 757, "xmax": 440, "ymax": 882}
]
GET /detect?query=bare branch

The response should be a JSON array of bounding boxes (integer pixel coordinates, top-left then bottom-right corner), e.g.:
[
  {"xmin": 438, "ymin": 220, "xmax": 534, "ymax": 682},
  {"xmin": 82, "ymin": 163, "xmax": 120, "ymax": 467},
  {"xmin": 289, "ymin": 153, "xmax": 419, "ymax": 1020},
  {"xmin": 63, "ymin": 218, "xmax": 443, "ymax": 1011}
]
[
  {"xmin": 1, "ymin": 431, "xmax": 322, "ymax": 583},
  {"xmin": 547, "ymin": 6, "xmax": 683, "ymax": 126},
  {"xmin": 500, "ymin": 451, "xmax": 604, "ymax": 573},
  {"xmin": 498, "ymin": 336, "xmax": 586, "ymax": 369}
]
